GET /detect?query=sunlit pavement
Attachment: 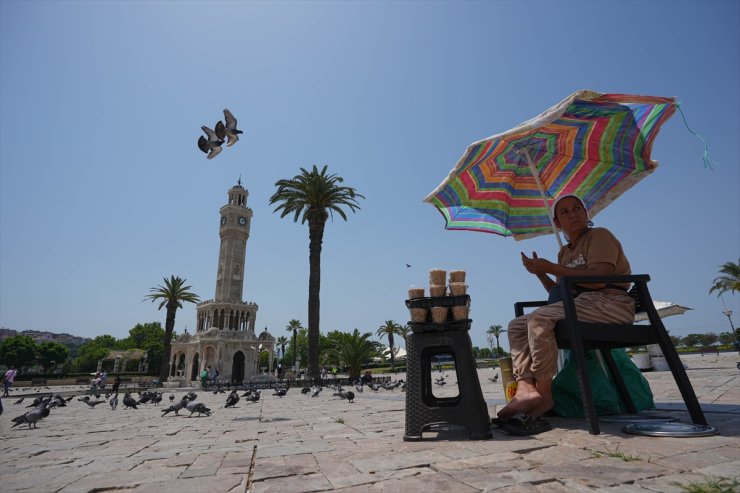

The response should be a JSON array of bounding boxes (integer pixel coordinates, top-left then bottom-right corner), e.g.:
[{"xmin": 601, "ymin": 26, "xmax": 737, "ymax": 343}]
[{"xmin": 0, "ymin": 352, "xmax": 738, "ymax": 493}]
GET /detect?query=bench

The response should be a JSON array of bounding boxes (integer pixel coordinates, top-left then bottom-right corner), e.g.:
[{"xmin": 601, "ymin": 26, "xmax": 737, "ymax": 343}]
[{"xmin": 699, "ymin": 346, "xmax": 719, "ymax": 356}]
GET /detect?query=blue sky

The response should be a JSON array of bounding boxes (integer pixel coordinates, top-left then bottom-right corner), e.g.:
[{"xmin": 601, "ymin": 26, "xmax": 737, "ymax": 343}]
[{"xmin": 1, "ymin": 1, "xmax": 738, "ymax": 352}]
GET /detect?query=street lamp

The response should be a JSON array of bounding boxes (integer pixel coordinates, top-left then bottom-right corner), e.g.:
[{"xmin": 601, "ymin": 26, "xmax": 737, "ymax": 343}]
[
  {"xmin": 486, "ymin": 333, "xmax": 495, "ymax": 358},
  {"xmin": 720, "ymin": 295, "xmax": 738, "ymax": 336}
]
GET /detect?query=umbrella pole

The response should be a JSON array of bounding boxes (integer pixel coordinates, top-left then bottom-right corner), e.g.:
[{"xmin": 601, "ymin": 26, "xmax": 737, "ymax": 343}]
[{"xmin": 521, "ymin": 149, "xmax": 563, "ymax": 249}]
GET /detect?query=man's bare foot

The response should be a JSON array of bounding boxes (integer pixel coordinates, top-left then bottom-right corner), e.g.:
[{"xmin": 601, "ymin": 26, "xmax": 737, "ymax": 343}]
[
  {"xmin": 527, "ymin": 397, "xmax": 554, "ymax": 418},
  {"xmin": 496, "ymin": 380, "xmax": 542, "ymax": 420}
]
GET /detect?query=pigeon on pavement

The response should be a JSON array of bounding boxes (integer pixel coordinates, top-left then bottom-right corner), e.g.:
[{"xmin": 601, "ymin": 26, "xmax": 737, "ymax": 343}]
[
  {"xmin": 224, "ymin": 390, "xmax": 239, "ymax": 408},
  {"xmin": 122, "ymin": 393, "xmax": 138, "ymax": 410},
  {"xmin": 161, "ymin": 396, "xmax": 188, "ymax": 416},
  {"xmin": 185, "ymin": 401, "xmax": 212, "ymax": 417},
  {"xmin": 110, "ymin": 394, "xmax": 118, "ymax": 410},
  {"xmin": 11, "ymin": 404, "xmax": 50, "ymax": 429}
]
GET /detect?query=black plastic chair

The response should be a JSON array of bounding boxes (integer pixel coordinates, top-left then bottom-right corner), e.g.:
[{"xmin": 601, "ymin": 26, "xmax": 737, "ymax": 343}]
[{"xmin": 514, "ymin": 274, "xmax": 707, "ymax": 435}]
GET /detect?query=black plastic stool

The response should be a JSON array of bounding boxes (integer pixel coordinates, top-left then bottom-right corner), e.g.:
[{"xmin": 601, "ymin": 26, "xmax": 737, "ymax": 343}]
[{"xmin": 403, "ymin": 314, "xmax": 491, "ymax": 441}]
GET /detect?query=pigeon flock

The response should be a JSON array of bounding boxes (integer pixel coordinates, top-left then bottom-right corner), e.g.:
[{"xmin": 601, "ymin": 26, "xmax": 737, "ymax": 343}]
[
  {"xmin": 197, "ymin": 108, "xmax": 243, "ymax": 159},
  {"xmin": 2, "ymin": 376, "xmax": 409, "ymax": 431}
]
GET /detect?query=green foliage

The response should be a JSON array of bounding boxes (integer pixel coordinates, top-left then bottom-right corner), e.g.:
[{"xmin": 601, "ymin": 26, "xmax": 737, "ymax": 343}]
[
  {"xmin": 682, "ymin": 333, "xmax": 702, "ymax": 348},
  {"xmin": 719, "ymin": 332, "xmax": 736, "ymax": 345},
  {"xmin": 594, "ymin": 444, "xmax": 641, "ymax": 462},
  {"xmin": 0, "ymin": 335, "xmax": 38, "ymax": 369},
  {"xmin": 696, "ymin": 332, "xmax": 719, "ymax": 347},
  {"xmin": 72, "ymin": 335, "xmax": 118, "ymax": 372},
  {"xmin": 37, "ymin": 341, "xmax": 70, "ymax": 372},
  {"xmin": 325, "ymin": 328, "xmax": 381, "ymax": 379},
  {"xmin": 709, "ymin": 258, "xmax": 740, "ymax": 296},
  {"xmin": 673, "ymin": 477, "xmax": 740, "ymax": 493}
]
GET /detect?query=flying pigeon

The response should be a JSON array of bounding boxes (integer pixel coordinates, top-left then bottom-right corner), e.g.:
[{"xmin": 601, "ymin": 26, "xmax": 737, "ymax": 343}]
[
  {"xmin": 214, "ymin": 120, "xmax": 226, "ymax": 141},
  {"xmin": 222, "ymin": 108, "xmax": 243, "ymax": 147},
  {"xmin": 406, "ymin": 264, "xmax": 412, "ymax": 268},
  {"xmin": 224, "ymin": 390, "xmax": 240, "ymax": 408},
  {"xmin": 11, "ymin": 404, "xmax": 50, "ymax": 429},
  {"xmin": 197, "ymin": 125, "xmax": 224, "ymax": 159}
]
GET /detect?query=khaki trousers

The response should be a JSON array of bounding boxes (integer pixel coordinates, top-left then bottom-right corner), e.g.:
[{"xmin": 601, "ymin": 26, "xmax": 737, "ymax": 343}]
[{"xmin": 507, "ymin": 292, "xmax": 635, "ymax": 381}]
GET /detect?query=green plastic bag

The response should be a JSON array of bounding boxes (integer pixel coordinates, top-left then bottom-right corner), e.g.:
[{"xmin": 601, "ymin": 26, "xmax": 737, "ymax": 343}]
[{"xmin": 552, "ymin": 349, "xmax": 655, "ymax": 418}]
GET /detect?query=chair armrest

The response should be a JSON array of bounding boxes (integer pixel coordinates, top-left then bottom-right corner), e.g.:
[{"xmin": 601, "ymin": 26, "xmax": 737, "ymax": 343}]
[
  {"xmin": 559, "ymin": 274, "xmax": 652, "ymax": 323},
  {"xmin": 514, "ymin": 301, "xmax": 548, "ymax": 318},
  {"xmin": 559, "ymin": 274, "xmax": 650, "ymax": 288}
]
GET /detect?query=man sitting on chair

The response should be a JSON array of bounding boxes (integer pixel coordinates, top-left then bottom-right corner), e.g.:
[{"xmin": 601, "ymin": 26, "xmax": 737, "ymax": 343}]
[{"xmin": 498, "ymin": 194, "xmax": 635, "ymax": 421}]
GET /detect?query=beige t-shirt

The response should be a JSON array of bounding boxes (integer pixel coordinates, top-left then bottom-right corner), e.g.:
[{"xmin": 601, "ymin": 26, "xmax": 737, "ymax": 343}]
[{"xmin": 557, "ymin": 227, "xmax": 631, "ymax": 292}]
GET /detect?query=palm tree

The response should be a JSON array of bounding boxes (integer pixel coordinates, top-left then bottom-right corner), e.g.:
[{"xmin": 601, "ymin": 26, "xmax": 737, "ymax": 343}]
[
  {"xmin": 270, "ymin": 165, "xmax": 364, "ymax": 381},
  {"xmin": 709, "ymin": 259, "xmax": 740, "ymax": 296},
  {"xmin": 487, "ymin": 324, "xmax": 506, "ymax": 358},
  {"xmin": 376, "ymin": 320, "xmax": 403, "ymax": 369},
  {"xmin": 326, "ymin": 329, "xmax": 381, "ymax": 380},
  {"xmin": 286, "ymin": 319, "xmax": 303, "ymax": 371},
  {"xmin": 144, "ymin": 276, "xmax": 200, "ymax": 382},
  {"xmin": 398, "ymin": 324, "xmax": 410, "ymax": 346},
  {"xmin": 275, "ymin": 336, "xmax": 288, "ymax": 364}
]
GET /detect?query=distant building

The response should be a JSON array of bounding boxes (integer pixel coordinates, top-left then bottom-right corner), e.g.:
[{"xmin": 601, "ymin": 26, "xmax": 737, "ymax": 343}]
[
  {"xmin": 169, "ymin": 181, "xmax": 274, "ymax": 385},
  {"xmin": 0, "ymin": 327, "xmax": 89, "ymax": 346}
]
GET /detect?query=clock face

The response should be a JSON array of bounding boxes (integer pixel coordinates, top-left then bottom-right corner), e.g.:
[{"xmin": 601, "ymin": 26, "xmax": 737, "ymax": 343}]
[
  {"xmin": 220, "ymin": 216, "xmax": 227, "ymax": 225},
  {"xmin": 238, "ymin": 216, "xmax": 247, "ymax": 226}
]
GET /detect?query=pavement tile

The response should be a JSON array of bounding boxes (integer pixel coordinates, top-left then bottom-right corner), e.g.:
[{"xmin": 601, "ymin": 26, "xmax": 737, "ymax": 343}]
[
  {"xmin": 538, "ymin": 456, "xmax": 674, "ymax": 488},
  {"xmin": 0, "ymin": 353, "xmax": 738, "ymax": 493},
  {"xmin": 131, "ymin": 475, "xmax": 245, "ymax": 493},
  {"xmin": 250, "ymin": 471, "xmax": 334, "ymax": 493},
  {"xmin": 330, "ymin": 470, "xmax": 480, "ymax": 493}
]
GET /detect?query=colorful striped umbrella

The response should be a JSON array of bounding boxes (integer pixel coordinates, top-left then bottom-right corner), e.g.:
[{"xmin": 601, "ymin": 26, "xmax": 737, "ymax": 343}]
[{"xmin": 425, "ymin": 90, "xmax": 677, "ymax": 246}]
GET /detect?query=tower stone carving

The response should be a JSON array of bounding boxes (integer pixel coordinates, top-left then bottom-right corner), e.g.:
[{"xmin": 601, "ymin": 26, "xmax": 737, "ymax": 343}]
[{"xmin": 168, "ymin": 181, "xmax": 274, "ymax": 386}]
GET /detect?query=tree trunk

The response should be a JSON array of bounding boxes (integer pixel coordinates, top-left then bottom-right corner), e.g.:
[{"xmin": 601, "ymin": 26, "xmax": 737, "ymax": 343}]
[
  {"xmin": 307, "ymin": 217, "xmax": 325, "ymax": 382},
  {"xmin": 389, "ymin": 333, "xmax": 395, "ymax": 369},
  {"xmin": 159, "ymin": 302, "xmax": 178, "ymax": 382}
]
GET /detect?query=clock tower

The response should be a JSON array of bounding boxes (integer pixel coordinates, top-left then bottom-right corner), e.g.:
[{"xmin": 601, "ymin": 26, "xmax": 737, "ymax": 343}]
[
  {"xmin": 169, "ymin": 179, "xmax": 274, "ymax": 386},
  {"xmin": 215, "ymin": 182, "xmax": 253, "ymax": 302}
]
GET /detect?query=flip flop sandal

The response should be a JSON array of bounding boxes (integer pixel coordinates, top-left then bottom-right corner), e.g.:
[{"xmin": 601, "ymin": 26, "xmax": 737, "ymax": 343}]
[{"xmin": 501, "ymin": 412, "xmax": 552, "ymax": 436}]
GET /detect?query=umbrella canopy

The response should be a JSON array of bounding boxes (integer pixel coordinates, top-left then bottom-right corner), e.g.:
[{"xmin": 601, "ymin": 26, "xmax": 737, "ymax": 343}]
[
  {"xmin": 635, "ymin": 301, "xmax": 692, "ymax": 322},
  {"xmin": 425, "ymin": 90, "xmax": 677, "ymax": 244}
]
